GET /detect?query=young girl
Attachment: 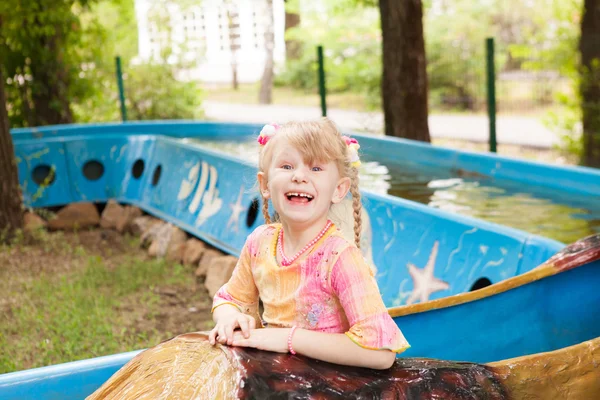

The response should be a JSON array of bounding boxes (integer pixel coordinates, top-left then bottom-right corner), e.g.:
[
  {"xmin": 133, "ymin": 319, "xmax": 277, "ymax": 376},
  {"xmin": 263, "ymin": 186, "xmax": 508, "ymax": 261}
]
[{"xmin": 209, "ymin": 118, "xmax": 409, "ymax": 369}]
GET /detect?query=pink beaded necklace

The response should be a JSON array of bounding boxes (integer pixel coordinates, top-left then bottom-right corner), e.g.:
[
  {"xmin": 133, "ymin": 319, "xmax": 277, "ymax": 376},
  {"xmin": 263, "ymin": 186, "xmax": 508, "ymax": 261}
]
[{"xmin": 278, "ymin": 220, "xmax": 333, "ymax": 266}]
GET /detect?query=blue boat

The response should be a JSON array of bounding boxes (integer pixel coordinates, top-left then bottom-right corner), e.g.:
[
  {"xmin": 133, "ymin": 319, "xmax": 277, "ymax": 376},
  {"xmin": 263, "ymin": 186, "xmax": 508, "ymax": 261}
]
[{"xmin": 2, "ymin": 121, "xmax": 599, "ymax": 399}]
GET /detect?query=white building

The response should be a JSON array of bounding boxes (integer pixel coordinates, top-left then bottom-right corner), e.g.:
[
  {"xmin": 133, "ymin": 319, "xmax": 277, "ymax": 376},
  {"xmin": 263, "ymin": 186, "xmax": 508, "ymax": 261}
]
[{"xmin": 134, "ymin": 0, "xmax": 286, "ymax": 83}]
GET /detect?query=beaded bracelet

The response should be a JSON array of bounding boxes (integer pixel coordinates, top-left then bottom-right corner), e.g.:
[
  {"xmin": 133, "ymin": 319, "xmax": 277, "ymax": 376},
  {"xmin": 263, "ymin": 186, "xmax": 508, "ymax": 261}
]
[{"xmin": 288, "ymin": 326, "xmax": 298, "ymax": 355}]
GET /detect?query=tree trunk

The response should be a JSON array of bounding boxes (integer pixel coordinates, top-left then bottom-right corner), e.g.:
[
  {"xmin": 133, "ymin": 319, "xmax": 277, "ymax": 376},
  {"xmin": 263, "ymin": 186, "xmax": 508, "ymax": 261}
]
[
  {"xmin": 378, "ymin": 0, "xmax": 430, "ymax": 142},
  {"xmin": 0, "ymin": 67, "xmax": 24, "ymax": 240},
  {"xmin": 580, "ymin": 0, "xmax": 600, "ymax": 168},
  {"xmin": 24, "ymin": 18, "xmax": 73, "ymax": 126},
  {"xmin": 259, "ymin": 0, "xmax": 275, "ymax": 105},
  {"xmin": 227, "ymin": 5, "xmax": 240, "ymax": 91},
  {"xmin": 284, "ymin": 0, "xmax": 301, "ymax": 60}
]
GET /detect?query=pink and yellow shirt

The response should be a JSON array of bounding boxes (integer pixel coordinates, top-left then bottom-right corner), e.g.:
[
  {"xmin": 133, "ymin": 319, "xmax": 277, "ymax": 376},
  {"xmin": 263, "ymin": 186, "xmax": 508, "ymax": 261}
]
[{"xmin": 212, "ymin": 223, "xmax": 410, "ymax": 353}]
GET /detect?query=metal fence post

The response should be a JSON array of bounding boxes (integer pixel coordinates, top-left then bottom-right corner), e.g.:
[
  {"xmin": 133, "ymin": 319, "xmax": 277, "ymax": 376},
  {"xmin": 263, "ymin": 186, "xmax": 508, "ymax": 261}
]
[
  {"xmin": 317, "ymin": 46, "xmax": 327, "ymax": 117},
  {"xmin": 115, "ymin": 56, "xmax": 128, "ymax": 122},
  {"xmin": 486, "ymin": 38, "xmax": 497, "ymax": 153}
]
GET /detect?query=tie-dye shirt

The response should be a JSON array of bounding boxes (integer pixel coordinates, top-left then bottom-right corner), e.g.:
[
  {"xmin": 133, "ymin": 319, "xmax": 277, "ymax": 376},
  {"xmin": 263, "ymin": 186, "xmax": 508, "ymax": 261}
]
[{"xmin": 212, "ymin": 223, "xmax": 410, "ymax": 353}]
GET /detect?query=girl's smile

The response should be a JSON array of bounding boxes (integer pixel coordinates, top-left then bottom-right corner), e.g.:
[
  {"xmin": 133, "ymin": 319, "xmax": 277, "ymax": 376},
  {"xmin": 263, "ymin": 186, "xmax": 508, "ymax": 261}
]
[{"xmin": 258, "ymin": 145, "xmax": 350, "ymax": 231}]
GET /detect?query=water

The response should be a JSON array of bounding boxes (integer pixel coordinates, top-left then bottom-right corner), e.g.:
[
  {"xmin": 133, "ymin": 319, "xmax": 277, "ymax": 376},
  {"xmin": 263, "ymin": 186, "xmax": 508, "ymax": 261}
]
[{"xmin": 185, "ymin": 139, "xmax": 600, "ymax": 244}]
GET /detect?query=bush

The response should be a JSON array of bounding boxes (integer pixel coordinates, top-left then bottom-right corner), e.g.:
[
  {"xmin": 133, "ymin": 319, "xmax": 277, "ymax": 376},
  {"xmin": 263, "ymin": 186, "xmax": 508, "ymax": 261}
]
[
  {"xmin": 274, "ymin": 4, "xmax": 382, "ymax": 108},
  {"xmin": 125, "ymin": 63, "xmax": 203, "ymax": 120}
]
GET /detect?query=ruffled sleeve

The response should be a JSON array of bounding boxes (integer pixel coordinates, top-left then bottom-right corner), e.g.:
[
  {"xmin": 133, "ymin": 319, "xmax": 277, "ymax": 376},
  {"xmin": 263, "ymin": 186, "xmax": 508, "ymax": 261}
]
[
  {"xmin": 331, "ymin": 246, "xmax": 410, "ymax": 353},
  {"xmin": 211, "ymin": 230, "xmax": 261, "ymax": 322}
]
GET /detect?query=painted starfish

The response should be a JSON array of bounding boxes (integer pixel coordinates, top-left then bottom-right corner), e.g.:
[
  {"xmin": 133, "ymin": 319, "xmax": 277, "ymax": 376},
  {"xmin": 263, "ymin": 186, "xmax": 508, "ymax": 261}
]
[
  {"xmin": 227, "ymin": 186, "xmax": 245, "ymax": 233},
  {"xmin": 405, "ymin": 241, "xmax": 450, "ymax": 305}
]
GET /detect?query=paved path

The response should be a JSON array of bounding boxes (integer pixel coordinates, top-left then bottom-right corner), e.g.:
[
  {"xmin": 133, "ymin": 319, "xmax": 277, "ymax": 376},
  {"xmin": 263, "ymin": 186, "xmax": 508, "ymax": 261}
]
[{"xmin": 203, "ymin": 100, "xmax": 561, "ymax": 148}]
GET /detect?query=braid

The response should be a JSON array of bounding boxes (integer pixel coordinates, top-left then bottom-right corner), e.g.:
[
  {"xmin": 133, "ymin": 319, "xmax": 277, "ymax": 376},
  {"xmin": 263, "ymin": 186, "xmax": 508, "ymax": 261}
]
[
  {"xmin": 349, "ymin": 168, "xmax": 362, "ymax": 248},
  {"xmin": 261, "ymin": 198, "xmax": 271, "ymax": 224}
]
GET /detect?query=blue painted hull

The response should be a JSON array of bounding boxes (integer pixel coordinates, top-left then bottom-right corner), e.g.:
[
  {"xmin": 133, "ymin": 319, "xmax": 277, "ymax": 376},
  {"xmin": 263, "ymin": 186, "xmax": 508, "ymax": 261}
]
[
  {"xmin": 396, "ymin": 260, "xmax": 600, "ymax": 363},
  {"xmin": 4, "ymin": 121, "xmax": 599, "ymax": 399},
  {"xmin": 12, "ymin": 129, "xmax": 564, "ymax": 300}
]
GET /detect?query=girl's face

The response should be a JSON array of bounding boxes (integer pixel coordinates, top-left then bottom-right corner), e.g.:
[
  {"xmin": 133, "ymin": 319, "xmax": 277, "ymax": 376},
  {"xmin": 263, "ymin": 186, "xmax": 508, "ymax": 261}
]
[{"xmin": 258, "ymin": 143, "xmax": 350, "ymax": 229}]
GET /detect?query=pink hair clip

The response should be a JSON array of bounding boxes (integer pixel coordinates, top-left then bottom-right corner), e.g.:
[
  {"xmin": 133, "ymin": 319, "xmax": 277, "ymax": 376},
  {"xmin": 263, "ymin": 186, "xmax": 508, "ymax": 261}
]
[
  {"xmin": 342, "ymin": 136, "xmax": 361, "ymax": 168},
  {"xmin": 257, "ymin": 123, "xmax": 280, "ymax": 146}
]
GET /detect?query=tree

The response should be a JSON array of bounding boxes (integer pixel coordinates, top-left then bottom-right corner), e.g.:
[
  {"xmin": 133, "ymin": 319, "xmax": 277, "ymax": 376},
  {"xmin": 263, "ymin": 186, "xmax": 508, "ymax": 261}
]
[
  {"xmin": 284, "ymin": 0, "xmax": 301, "ymax": 60},
  {"xmin": 0, "ymin": 66, "xmax": 23, "ymax": 241},
  {"xmin": 0, "ymin": 0, "xmax": 84, "ymax": 127},
  {"xmin": 378, "ymin": 0, "xmax": 430, "ymax": 142},
  {"xmin": 580, "ymin": 0, "xmax": 600, "ymax": 168},
  {"xmin": 259, "ymin": 0, "xmax": 275, "ymax": 104},
  {"xmin": 225, "ymin": 1, "xmax": 241, "ymax": 90}
]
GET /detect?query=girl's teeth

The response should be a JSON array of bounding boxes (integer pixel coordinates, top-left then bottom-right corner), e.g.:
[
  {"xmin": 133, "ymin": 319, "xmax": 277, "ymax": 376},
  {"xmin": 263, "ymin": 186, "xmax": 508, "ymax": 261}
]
[{"xmin": 287, "ymin": 192, "xmax": 312, "ymax": 198}]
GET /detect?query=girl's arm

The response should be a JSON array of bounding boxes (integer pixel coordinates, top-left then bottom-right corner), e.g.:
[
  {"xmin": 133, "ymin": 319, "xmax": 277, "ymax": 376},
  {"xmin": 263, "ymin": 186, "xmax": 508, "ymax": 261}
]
[
  {"xmin": 231, "ymin": 328, "xmax": 396, "ymax": 370},
  {"xmin": 210, "ymin": 227, "xmax": 266, "ymax": 344},
  {"xmin": 292, "ymin": 329, "xmax": 396, "ymax": 369}
]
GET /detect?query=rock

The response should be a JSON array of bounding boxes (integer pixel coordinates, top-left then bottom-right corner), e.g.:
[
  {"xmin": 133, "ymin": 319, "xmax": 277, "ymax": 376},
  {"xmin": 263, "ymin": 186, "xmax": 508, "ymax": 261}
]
[
  {"xmin": 183, "ymin": 239, "xmax": 206, "ymax": 266},
  {"xmin": 100, "ymin": 200, "xmax": 125, "ymax": 229},
  {"xmin": 23, "ymin": 212, "xmax": 47, "ymax": 231},
  {"xmin": 204, "ymin": 255, "xmax": 238, "ymax": 297},
  {"xmin": 47, "ymin": 202, "xmax": 100, "ymax": 230},
  {"xmin": 116, "ymin": 206, "xmax": 143, "ymax": 233},
  {"xmin": 195, "ymin": 248, "xmax": 222, "ymax": 280},
  {"xmin": 132, "ymin": 216, "xmax": 160, "ymax": 238},
  {"xmin": 166, "ymin": 242, "xmax": 186, "ymax": 263},
  {"xmin": 148, "ymin": 224, "xmax": 187, "ymax": 258},
  {"xmin": 140, "ymin": 220, "xmax": 166, "ymax": 248}
]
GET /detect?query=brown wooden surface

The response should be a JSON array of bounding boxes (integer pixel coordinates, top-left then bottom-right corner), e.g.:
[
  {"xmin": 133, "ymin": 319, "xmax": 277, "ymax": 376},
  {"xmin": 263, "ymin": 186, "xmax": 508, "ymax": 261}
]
[
  {"xmin": 87, "ymin": 331, "xmax": 600, "ymax": 399},
  {"xmin": 0, "ymin": 67, "xmax": 23, "ymax": 240},
  {"xmin": 378, "ymin": 0, "xmax": 430, "ymax": 142},
  {"xmin": 490, "ymin": 336, "xmax": 600, "ymax": 399},
  {"xmin": 580, "ymin": 0, "xmax": 600, "ymax": 167}
]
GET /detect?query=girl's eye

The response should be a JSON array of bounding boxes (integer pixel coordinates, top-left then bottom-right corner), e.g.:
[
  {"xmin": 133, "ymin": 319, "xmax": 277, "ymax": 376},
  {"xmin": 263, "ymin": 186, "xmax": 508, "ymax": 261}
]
[
  {"xmin": 282, "ymin": 164, "xmax": 292, "ymax": 170},
  {"xmin": 311, "ymin": 166, "xmax": 322, "ymax": 172}
]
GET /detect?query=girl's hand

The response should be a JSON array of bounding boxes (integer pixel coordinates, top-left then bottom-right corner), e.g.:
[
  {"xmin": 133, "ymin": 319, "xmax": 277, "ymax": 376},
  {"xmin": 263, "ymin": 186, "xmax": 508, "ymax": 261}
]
[
  {"xmin": 231, "ymin": 328, "xmax": 290, "ymax": 353},
  {"xmin": 208, "ymin": 312, "xmax": 256, "ymax": 346}
]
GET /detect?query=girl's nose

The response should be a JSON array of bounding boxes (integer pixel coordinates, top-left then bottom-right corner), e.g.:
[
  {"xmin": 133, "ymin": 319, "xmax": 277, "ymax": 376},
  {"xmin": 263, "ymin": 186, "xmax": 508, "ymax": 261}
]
[{"xmin": 292, "ymin": 168, "xmax": 308, "ymax": 183}]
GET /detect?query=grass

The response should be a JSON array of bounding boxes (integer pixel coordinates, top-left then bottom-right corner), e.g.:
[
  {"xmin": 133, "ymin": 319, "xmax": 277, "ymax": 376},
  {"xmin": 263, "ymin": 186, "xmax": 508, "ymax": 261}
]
[
  {"xmin": 203, "ymin": 82, "xmax": 565, "ymax": 118},
  {"xmin": 0, "ymin": 229, "xmax": 213, "ymax": 374},
  {"xmin": 203, "ymin": 83, "xmax": 371, "ymax": 111}
]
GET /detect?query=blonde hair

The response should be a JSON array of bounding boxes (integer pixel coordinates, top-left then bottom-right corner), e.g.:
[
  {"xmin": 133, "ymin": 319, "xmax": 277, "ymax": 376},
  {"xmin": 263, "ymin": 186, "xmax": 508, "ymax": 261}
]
[{"xmin": 258, "ymin": 118, "xmax": 363, "ymax": 248}]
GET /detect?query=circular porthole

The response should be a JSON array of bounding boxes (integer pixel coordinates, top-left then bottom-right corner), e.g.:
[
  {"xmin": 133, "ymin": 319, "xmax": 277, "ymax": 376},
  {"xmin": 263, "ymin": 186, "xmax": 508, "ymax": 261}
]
[
  {"xmin": 470, "ymin": 277, "xmax": 492, "ymax": 291},
  {"xmin": 132, "ymin": 159, "xmax": 145, "ymax": 179},
  {"xmin": 152, "ymin": 165, "xmax": 162, "ymax": 186},
  {"xmin": 31, "ymin": 164, "xmax": 56, "ymax": 186},
  {"xmin": 83, "ymin": 160, "xmax": 104, "ymax": 181},
  {"xmin": 246, "ymin": 197, "xmax": 260, "ymax": 228}
]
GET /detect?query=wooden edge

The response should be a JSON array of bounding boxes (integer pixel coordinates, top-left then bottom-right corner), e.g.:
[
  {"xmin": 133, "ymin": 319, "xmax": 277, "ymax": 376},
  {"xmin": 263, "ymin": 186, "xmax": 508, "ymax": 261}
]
[{"xmin": 487, "ymin": 336, "xmax": 600, "ymax": 399}]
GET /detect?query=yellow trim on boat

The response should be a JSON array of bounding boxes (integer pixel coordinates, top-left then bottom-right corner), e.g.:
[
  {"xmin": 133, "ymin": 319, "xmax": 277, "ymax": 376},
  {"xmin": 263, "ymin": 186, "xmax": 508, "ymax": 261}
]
[{"xmin": 388, "ymin": 263, "xmax": 556, "ymax": 318}]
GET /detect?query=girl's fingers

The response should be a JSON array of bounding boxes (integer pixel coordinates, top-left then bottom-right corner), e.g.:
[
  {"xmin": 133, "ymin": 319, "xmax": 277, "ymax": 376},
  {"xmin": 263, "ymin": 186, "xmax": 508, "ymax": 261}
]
[
  {"xmin": 239, "ymin": 318, "xmax": 250, "ymax": 338},
  {"xmin": 208, "ymin": 327, "xmax": 218, "ymax": 345},
  {"xmin": 225, "ymin": 324, "xmax": 235, "ymax": 345},
  {"xmin": 248, "ymin": 316, "xmax": 256, "ymax": 330},
  {"xmin": 217, "ymin": 325, "xmax": 227, "ymax": 344}
]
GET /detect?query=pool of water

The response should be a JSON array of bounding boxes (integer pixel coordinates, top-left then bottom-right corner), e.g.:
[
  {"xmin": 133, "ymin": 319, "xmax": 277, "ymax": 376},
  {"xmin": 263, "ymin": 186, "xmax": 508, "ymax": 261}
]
[{"xmin": 185, "ymin": 139, "xmax": 600, "ymax": 244}]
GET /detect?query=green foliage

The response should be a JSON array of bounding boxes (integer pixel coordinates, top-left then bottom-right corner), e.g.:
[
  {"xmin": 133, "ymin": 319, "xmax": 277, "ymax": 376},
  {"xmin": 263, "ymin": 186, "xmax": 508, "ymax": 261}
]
[
  {"xmin": 276, "ymin": 2, "xmax": 381, "ymax": 108},
  {"xmin": 126, "ymin": 63, "xmax": 203, "ymax": 120},
  {"xmin": 278, "ymin": 0, "xmax": 584, "ymax": 118},
  {"xmin": 511, "ymin": 0, "xmax": 584, "ymax": 159},
  {"xmin": 425, "ymin": 2, "xmax": 495, "ymax": 111},
  {"xmin": 1, "ymin": 0, "xmax": 204, "ymax": 127},
  {"xmin": 0, "ymin": 0, "xmax": 94, "ymax": 126}
]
